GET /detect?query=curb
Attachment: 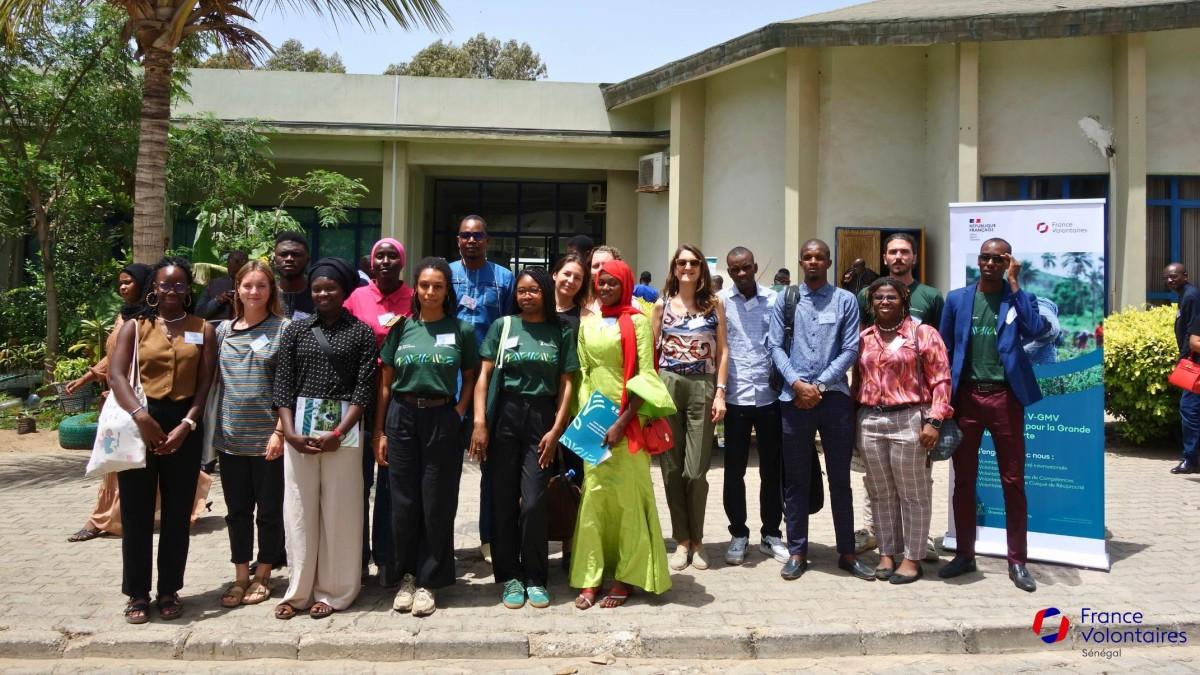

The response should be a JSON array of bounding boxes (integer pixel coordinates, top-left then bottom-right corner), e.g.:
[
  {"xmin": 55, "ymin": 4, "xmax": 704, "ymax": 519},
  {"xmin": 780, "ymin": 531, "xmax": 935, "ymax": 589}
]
[{"xmin": 4, "ymin": 620, "xmax": 1165, "ymax": 661}]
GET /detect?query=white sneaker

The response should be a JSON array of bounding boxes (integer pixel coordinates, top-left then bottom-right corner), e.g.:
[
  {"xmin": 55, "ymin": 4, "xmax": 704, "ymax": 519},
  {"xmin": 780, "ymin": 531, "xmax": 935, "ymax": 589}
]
[
  {"xmin": 668, "ymin": 546, "xmax": 690, "ymax": 571},
  {"xmin": 392, "ymin": 574, "xmax": 416, "ymax": 613},
  {"xmin": 480, "ymin": 543, "xmax": 492, "ymax": 564},
  {"xmin": 854, "ymin": 528, "xmax": 878, "ymax": 554},
  {"xmin": 924, "ymin": 536, "xmax": 940, "ymax": 562},
  {"xmin": 692, "ymin": 545, "xmax": 710, "ymax": 570},
  {"xmin": 725, "ymin": 536, "xmax": 749, "ymax": 565},
  {"xmin": 759, "ymin": 535, "xmax": 789, "ymax": 563},
  {"xmin": 412, "ymin": 587, "xmax": 436, "ymax": 617}
]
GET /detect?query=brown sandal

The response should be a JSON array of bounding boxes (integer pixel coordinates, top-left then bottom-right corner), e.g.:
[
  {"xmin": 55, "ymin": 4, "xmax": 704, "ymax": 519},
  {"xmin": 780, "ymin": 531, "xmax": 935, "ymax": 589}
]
[
  {"xmin": 220, "ymin": 581, "xmax": 248, "ymax": 608},
  {"xmin": 68, "ymin": 527, "xmax": 106, "ymax": 542},
  {"xmin": 124, "ymin": 597, "xmax": 150, "ymax": 624},
  {"xmin": 156, "ymin": 593, "xmax": 184, "ymax": 620},
  {"xmin": 243, "ymin": 579, "xmax": 271, "ymax": 605},
  {"xmin": 274, "ymin": 602, "xmax": 297, "ymax": 620},
  {"xmin": 309, "ymin": 601, "xmax": 335, "ymax": 619}
]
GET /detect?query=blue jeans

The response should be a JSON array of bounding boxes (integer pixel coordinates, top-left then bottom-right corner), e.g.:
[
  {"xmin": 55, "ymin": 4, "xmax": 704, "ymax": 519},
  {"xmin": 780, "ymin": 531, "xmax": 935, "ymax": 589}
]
[
  {"xmin": 780, "ymin": 392, "xmax": 855, "ymax": 557},
  {"xmin": 1181, "ymin": 391, "xmax": 1200, "ymax": 463}
]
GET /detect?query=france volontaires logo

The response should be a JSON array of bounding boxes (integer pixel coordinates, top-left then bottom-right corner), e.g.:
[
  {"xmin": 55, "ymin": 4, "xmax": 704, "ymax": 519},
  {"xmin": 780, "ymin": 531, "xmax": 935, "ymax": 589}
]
[{"xmin": 1033, "ymin": 607, "xmax": 1071, "ymax": 644}]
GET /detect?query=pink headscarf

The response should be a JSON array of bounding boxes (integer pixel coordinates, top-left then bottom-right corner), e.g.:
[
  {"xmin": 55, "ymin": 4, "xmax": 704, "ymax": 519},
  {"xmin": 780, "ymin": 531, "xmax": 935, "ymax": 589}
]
[{"xmin": 371, "ymin": 238, "xmax": 406, "ymax": 272}]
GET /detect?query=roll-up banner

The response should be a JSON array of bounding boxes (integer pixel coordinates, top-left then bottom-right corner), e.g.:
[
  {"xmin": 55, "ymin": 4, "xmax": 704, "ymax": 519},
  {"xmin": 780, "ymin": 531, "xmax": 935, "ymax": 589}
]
[{"xmin": 946, "ymin": 199, "xmax": 1110, "ymax": 570}]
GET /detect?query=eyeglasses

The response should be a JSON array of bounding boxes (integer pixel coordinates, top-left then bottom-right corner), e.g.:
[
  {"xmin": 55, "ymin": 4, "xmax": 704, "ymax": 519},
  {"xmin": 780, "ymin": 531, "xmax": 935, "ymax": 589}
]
[
  {"xmin": 871, "ymin": 294, "xmax": 901, "ymax": 302},
  {"xmin": 458, "ymin": 232, "xmax": 487, "ymax": 241},
  {"xmin": 978, "ymin": 254, "xmax": 1006, "ymax": 264},
  {"xmin": 675, "ymin": 259, "xmax": 701, "ymax": 269},
  {"xmin": 515, "ymin": 287, "xmax": 541, "ymax": 296},
  {"xmin": 156, "ymin": 282, "xmax": 189, "ymax": 294}
]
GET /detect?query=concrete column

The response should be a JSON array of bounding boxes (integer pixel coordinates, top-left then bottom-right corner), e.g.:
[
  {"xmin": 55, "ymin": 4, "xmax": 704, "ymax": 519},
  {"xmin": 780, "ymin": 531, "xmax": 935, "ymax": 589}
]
[
  {"xmin": 1113, "ymin": 34, "xmax": 1147, "ymax": 309},
  {"xmin": 669, "ymin": 81, "xmax": 705, "ymax": 252},
  {"xmin": 381, "ymin": 141, "xmax": 409, "ymax": 243},
  {"xmin": 957, "ymin": 43, "xmax": 980, "ymax": 202},
  {"xmin": 784, "ymin": 48, "xmax": 820, "ymax": 273},
  {"xmin": 605, "ymin": 170, "xmax": 640, "ymax": 274}
]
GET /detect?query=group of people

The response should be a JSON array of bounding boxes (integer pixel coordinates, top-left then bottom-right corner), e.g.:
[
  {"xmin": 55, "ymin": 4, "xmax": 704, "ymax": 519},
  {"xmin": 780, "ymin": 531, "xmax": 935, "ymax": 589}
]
[{"xmin": 75, "ymin": 216, "xmax": 1061, "ymax": 626}]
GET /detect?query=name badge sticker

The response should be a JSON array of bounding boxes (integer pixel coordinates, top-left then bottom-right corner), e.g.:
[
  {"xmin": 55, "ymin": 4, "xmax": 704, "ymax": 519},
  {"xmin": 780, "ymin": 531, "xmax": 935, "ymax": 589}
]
[
  {"xmin": 1006, "ymin": 307, "xmax": 1017, "ymax": 325},
  {"xmin": 184, "ymin": 331, "xmax": 204, "ymax": 345},
  {"xmin": 818, "ymin": 312, "xmax": 837, "ymax": 325},
  {"xmin": 744, "ymin": 297, "xmax": 759, "ymax": 311},
  {"xmin": 436, "ymin": 333, "xmax": 456, "ymax": 347},
  {"xmin": 503, "ymin": 336, "xmax": 519, "ymax": 351},
  {"xmin": 292, "ymin": 311, "xmax": 310, "ymax": 321},
  {"xmin": 687, "ymin": 316, "xmax": 708, "ymax": 330},
  {"xmin": 250, "ymin": 334, "xmax": 270, "ymax": 352},
  {"xmin": 887, "ymin": 336, "xmax": 905, "ymax": 353},
  {"xmin": 601, "ymin": 317, "xmax": 617, "ymax": 327},
  {"xmin": 460, "ymin": 295, "xmax": 478, "ymax": 310},
  {"xmin": 377, "ymin": 312, "xmax": 396, "ymax": 327}
]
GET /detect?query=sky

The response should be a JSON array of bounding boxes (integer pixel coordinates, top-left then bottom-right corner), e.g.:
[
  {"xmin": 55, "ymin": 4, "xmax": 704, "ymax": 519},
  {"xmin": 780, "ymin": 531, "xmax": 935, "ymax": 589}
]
[{"xmin": 246, "ymin": 0, "xmax": 862, "ymax": 82}]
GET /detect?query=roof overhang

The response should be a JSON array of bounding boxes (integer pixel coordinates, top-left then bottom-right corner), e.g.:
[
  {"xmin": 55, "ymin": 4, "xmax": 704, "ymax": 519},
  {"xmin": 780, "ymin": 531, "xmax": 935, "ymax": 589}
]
[{"xmin": 602, "ymin": 1, "xmax": 1200, "ymax": 109}]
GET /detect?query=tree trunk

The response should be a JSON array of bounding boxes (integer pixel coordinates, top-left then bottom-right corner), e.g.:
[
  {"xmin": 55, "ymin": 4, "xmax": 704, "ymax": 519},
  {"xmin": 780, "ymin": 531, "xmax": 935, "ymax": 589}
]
[
  {"xmin": 29, "ymin": 187, "xmax": 57, "ymax": 383},
  {"xmin": 132, "ymin": 47, "xmax": 174, "ymax": 264}
]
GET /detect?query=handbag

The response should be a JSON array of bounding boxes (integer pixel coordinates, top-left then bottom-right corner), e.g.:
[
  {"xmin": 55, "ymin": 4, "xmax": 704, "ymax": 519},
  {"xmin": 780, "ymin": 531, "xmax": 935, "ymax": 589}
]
[
  {"xmin": 545, "ymin": 452, "xmax": 582, "ymax": 542},
  {"xmin": 1169, "ymin": 354, "xmax": 1200, "ymax": 394},
  {"xmin": 87, "ymin": 320, "xmax": 147, "ymax": 476},
  {"xmin": 484, "ymin": 317, "xmax": 512, "ymax": 437},
  {"xmin": 913, "ymin": 322, "xmax": 963, "ymax": 461}
]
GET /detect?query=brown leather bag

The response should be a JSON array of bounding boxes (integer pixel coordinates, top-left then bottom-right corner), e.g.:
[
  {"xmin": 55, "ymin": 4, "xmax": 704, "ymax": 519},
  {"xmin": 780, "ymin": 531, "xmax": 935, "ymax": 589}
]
[{"xmin": 545, "ymin": 454, "xmax": 581, "ymax": 542}]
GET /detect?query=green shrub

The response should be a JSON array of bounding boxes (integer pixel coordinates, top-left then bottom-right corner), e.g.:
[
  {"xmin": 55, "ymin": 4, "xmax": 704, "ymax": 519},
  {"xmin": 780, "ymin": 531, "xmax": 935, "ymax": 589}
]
[{"xmin": 1103, "ymin": 304, "xmax": 1179, "ymax": 444}]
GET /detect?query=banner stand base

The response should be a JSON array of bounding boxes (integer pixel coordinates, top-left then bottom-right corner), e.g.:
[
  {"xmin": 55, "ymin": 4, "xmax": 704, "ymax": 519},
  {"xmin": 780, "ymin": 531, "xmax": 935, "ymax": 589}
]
[{"xmin": 944, "ymin": 529, "xmax": 1111, "ymax": 571}]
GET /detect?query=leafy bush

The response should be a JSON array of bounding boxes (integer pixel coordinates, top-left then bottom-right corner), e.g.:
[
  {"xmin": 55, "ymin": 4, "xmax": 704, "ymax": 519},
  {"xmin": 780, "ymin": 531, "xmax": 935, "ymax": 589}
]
[
  {"xmin": 1103, "ymin": 304, "xmax": 1179, "ymax": 443},
  {"xmin": 0, "ymin": 286, "xmax": 46, "ymax": 345},
  {"xmin": 1038, "ymin": 364, "xmax": 1103, "ymax": 397}
]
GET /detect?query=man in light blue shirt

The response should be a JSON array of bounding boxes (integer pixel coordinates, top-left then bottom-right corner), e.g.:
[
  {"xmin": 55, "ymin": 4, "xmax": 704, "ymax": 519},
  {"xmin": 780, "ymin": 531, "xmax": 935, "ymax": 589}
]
[
  {"xmin": 449, "ymin": 215, "xmax": 514, "ymax": 561},
  {"xmin": 767, "ymin": 239, "xmax": 872, "ymax": 582},
  {"xmin": 719, "ymin": 247, "xmax": 788, "ymax": 566}
]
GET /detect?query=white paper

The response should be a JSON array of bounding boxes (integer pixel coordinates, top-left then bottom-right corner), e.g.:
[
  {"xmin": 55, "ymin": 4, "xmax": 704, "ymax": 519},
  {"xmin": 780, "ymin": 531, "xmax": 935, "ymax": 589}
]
[
  {"xmin": 460, "ymin": 295, "xmax": 477, "ymax": 310},
  {"xmin": 184, "ymin": 331, "xmax": 204, "ymax": 345},
  {"xmin": 1006, "ymin": 307, "xmax": 1017, "ymax": 325},
  {"xmin": 436, "ymin": 333, "xmax": 456, "ymax": 346},
  {"xmin": 503, "ymin": 336, "xmax": 519, "ymax": 351},
  {"xmin": 249, "ymin": 334, "xmax": 270, "ymax": 352},
  {"xmin": 377, "ymin": 312, "xmax": 396, "ymax": 326},
  {"xmin": 818, "ymin": 312, "xmax": 837, "ymax": 325}
]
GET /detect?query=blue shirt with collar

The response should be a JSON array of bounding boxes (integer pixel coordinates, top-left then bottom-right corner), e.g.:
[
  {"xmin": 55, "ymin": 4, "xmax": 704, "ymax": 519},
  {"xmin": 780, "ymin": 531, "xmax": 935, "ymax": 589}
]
[
  {"xmin": 450, "ymin": 259, "xmax": 515, "ymax": 346},
  {"xmin": 767, "ymin": 282, "xmax": 860, "ymax": 400},
  {"xmin": 721, "ymin": 284, "xmax": 778, "ymax": 407}
]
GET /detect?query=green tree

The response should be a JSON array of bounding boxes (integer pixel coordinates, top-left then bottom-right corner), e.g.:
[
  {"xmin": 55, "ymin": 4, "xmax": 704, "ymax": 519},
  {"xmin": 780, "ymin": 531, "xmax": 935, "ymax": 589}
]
[
  {"xmin": 1061, "ymin": 252, "xmax": 1096, "ymax": 323},
  {"xmin": 0, "ymin": 5, "xmax": 138, "ymax": 376},
  {"xmin": 262, "ymin": 38, "xmax": 345, "ymax": 73},
  {"xmin": 0, "ymin": 0, "xmax": 449, "ymax": 266},
  {"xmin": 198, "ymin": 50, "xmax": 253, "ymax": 70},
  {"xmin": 167, "ymin": 114, "xmax": 273, "ymax": 214},
  {"xmin": 386, "ymin": 32, "xmax": 546, "ymax": 79}
]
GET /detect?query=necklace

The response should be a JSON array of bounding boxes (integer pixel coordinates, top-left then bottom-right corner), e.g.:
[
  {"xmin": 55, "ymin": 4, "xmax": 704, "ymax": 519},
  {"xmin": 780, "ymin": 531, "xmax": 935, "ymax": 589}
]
[
  {"xmin": 160, "ymin": 313, "xmax": 186, "ymax": 324},
  {"xmin": 875, "ymin": 318, "xmax": 903, "ymax": 332}
]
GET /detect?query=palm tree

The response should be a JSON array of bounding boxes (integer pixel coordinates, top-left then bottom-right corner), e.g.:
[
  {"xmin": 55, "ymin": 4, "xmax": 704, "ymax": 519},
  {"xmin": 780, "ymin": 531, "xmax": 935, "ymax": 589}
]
[
  {"xmin": 1041, "ymin": 252, "xmax": 1058, "ymax": 270},
  {"xmin": 0, "ymin": 0, "xmax": 449, "ymax": 263},
  {"xmin": 1060, "ymin": 252, "xmax": 1096, "ymax": 322}
]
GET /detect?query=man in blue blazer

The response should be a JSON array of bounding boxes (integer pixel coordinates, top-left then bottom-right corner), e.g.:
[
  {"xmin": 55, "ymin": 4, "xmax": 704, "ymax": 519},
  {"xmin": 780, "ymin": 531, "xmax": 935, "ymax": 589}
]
[{"xmin": 938, "ymin": 238, "xmax": 1047, "ymax": 593}]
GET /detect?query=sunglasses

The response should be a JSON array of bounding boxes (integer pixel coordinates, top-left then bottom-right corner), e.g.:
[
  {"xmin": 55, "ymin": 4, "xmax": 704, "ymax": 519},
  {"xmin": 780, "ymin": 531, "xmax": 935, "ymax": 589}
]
[
  {"xmin": 156, "ymin": 282, "xmax": 189, "ymax": 294},
  {"xmin": 675, "ymin": 259, "xmax": 701, "ymax": 269},
  {"xmin": 458, "ymin": 232, "xmax": 487, "ymax": 241},
  {"xmin": 978, "ymin": 254, "xmax": 1007, "ymax": 264}
]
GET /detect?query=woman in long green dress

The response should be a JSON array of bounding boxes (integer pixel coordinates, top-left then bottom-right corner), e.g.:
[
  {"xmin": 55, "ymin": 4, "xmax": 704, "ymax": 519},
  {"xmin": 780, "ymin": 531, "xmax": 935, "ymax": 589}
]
[{"xmin": 571, "ymin": 259, "xmax": 676, "ymax": 609}]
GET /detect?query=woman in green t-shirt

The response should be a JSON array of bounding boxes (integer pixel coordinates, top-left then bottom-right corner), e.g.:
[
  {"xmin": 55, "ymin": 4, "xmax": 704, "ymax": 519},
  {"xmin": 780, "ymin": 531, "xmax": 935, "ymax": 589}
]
[
  {"xmin": 469, "ymin": 267, "xmax": 579, "ymax": 610},
  {"xmin": 374, "ymin": 257, "xmax": 479, "ymax": 618}
]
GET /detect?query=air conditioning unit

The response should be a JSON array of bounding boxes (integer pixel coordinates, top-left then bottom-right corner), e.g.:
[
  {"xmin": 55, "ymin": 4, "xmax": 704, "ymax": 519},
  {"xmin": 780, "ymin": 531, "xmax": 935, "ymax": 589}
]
[
  {"xmin": 586, "ymin": 183, "xmax": 606, "ymax": 213},
  {"xmin": 637, "ymin": 152, "xmax": 669, "ymax": 193}
]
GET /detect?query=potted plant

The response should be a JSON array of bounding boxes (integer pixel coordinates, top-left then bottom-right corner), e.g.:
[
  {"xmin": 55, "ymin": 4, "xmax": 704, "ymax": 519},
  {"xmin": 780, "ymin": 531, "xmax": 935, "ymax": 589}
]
[{"xmin": 52, "ymin": 357, "xmax": 97, "ymax": 413}]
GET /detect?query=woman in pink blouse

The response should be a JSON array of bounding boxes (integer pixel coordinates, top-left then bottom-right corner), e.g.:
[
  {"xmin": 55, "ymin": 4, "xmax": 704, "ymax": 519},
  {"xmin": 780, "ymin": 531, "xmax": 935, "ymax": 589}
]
[{"xmin": 853, "ymin": 277, "xmax": 953, "ymax": 585}]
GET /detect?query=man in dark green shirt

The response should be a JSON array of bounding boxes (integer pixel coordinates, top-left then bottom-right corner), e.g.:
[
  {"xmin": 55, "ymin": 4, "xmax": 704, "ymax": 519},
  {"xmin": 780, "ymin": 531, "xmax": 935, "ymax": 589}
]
[{"xmin": 857, "ymin": 232, "xmax": 944, "ymax": 328}]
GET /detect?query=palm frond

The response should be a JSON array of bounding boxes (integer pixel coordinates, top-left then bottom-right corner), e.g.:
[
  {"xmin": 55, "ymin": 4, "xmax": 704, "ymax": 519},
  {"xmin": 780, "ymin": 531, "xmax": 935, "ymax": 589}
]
[
  {"xmin": 249, "ymin": 0, "xmax": 448, "ymax": 33},
  {"xmin": 0, "ymin": 0, "xmax": 51, "ymax": 44}
]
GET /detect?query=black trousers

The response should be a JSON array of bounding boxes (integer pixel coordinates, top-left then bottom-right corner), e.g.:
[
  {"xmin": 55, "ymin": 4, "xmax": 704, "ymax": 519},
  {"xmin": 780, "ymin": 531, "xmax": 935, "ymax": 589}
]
[
  {"xmin": 387, "ymin": 399, "xmax": 464, "ymax": 589},
  {"xmin": 723, "ymin": 401, "xmax": 784, "ymax": 539},
  {"xmin": 219, "ymin": 451, "xmax": 284, "ymax": 566},
  {"xmin": 780, "ymin": 392, "xmax": 855, "ymax": 557},
  {"xmin": 489, "ymin": 394, "xmax": 555, "ymax": 587},
  {"xmin": 118, "ymin": 397, "xmax": 201, "ymax": 599}
]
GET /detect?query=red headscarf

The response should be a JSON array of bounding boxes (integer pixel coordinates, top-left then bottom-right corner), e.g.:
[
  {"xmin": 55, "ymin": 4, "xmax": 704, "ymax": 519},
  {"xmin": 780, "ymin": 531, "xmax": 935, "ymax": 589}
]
[{"xmin": 595, "ymin": 260, "xmax": 648, "ymax": 450}]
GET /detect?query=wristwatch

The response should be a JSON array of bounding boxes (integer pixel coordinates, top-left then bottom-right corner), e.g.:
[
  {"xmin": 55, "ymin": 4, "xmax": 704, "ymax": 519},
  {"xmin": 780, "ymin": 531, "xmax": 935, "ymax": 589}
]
[
  {"xmin": 180, "ymin": 417, "xmax": 197, "ymax": 431},
  {"xmin": 814, "ymin": 382, "xmax": 827, "ymax": 393},
  {"xmin": 924, "ymin": 417, "xmax": 943, "ymax": 430}
]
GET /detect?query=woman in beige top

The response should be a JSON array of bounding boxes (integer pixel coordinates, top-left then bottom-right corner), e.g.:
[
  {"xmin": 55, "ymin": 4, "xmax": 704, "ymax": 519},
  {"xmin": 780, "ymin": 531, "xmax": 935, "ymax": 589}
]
[{"xmin": 108, "ymin": 257, "xmax": 217, "ymax": 624}]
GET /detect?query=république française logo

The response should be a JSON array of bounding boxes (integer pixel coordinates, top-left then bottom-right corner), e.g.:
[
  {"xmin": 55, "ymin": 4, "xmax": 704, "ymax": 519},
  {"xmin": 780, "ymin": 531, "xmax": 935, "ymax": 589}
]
[{"xmin": 1033, "ymin": 607, "xmax": 1070, "ymax": 644}]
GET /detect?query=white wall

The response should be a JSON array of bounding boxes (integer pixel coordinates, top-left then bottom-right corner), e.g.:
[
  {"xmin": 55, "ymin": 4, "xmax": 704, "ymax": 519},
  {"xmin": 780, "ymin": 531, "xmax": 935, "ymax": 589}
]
[
  {"xmin": 979, "ymin": 37, "xmax": 1112, "ymax": 176},
  {"xmin": 1147, "ymin": 28, "xmax": 1200, "ymax": 174},
  {"xmin": 700, "ymin": 55, "xmax": 786, "ymax": 278},
  {"xmin": 637, "ymin": 193, "xmax": 670, "ymax": 281},
  {"xmin": 817, "ymin": 46, "xmax": 929, "ymax": 245},
  {"xmin": 924, "ymin": 44, "xmax": 960, "ymax": 292}
]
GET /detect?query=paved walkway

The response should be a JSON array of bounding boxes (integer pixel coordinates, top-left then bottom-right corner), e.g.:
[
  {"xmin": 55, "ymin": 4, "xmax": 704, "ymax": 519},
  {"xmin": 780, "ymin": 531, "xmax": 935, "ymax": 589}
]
[{"xmin": 0, "ymin": 432, "xmax": 1196, "ymax": 665}]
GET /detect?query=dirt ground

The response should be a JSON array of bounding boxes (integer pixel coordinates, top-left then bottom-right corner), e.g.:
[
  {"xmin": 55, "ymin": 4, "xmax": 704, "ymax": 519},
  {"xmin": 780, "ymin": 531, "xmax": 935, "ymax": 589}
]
[{"xmin": 0, "ymin": 427, "xmax": 73, "ymax": 455}]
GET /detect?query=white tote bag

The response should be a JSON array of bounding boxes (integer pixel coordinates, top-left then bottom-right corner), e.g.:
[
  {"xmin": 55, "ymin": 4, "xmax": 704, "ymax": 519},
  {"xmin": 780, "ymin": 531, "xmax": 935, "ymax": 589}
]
[{"xmin": 86, "ymin": 320, "xmax": 148, "ymax": 476}]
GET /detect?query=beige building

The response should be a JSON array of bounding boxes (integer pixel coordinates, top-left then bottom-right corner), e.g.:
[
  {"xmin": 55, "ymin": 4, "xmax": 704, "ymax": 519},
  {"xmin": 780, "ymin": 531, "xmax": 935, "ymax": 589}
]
[{"xmin": 177, "ymin": 0, "xmax": 1200, "ymax": 307}]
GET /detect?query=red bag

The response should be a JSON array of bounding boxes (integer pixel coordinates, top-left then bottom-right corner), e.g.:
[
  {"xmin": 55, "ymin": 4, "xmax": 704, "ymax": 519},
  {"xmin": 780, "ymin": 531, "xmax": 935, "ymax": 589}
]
[
  {"xmin": 1169, "ymin": 355, "xmax": 1200, "ymax": 394},
  {"xmin": 628, "ymin": 417, "xmax": 673, "ymax": 456}
]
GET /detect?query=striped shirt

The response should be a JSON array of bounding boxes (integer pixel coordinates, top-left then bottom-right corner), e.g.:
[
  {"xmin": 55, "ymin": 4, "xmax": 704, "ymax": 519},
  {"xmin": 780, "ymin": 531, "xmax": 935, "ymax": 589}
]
[
  {"xmin": 720, "ymin": 285, "xmax": 778, "ymax": 407},
  {"xmin": 215, "ymin": 315, "xmax": 289, "ymax": 456}
]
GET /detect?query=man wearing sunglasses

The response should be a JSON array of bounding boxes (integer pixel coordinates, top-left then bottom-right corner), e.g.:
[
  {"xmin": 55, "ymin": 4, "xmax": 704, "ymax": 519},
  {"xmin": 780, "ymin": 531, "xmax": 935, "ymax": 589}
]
[
  {"xmin": 449, "ymin": 215, "xmax": 514, "ymax": 565},
  {"xmin": 938, "ymin": 238, "xmax": 1047, "ymax": 592}
]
